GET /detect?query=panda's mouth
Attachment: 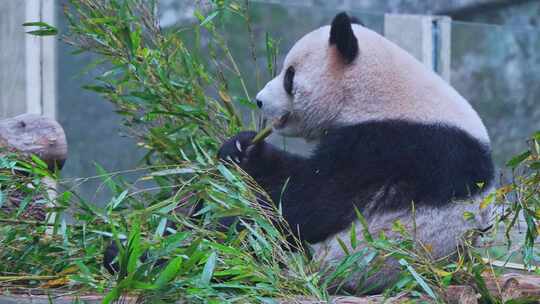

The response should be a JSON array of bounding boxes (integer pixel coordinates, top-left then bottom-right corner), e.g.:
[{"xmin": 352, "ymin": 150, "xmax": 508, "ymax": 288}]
[{"xmin": 273, "ymin": 112, "xmax": 291, "ymax": 129}]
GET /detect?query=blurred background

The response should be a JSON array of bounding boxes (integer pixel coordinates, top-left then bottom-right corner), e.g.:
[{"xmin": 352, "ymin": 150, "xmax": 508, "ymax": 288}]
[{"xmin": 1, "ymin": 0, "xmax": 539, "ymax": 201}]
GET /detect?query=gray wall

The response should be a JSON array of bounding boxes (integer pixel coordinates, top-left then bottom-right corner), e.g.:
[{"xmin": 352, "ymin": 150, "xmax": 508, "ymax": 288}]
[
  {"xmin": 55, "ymin": 2, "xmax": 144, "ymax": 203},
  {"xmin": 0, "ymin": 1, "xmax": 27, "ymax": 118}
]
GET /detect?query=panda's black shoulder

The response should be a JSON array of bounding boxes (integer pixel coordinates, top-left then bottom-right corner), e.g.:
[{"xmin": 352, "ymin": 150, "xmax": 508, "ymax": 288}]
[{"xmin": 312, "ymin": 120, "xmax": 494, "ymax": 209}]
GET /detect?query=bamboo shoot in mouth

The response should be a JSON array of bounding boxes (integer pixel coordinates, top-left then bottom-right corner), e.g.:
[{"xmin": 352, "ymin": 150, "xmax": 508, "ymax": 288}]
[{"xmin": 251, "ymin": 124, "xmax": 274, "ymax": 145}]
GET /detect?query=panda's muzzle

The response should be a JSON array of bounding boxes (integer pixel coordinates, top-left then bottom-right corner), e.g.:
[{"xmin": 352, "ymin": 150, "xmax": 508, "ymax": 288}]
[{"xmin": 274, "ymin": 112, "xmax": 291, "ymax": 129}]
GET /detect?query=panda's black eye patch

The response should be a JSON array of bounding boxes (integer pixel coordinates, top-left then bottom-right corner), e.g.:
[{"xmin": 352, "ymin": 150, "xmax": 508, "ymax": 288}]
[{"xmin": 284, "ymin": 66, "xmax": 295, "ymax": 95}]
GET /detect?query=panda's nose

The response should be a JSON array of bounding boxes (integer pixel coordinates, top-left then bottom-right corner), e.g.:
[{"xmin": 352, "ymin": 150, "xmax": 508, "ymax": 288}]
[{"xmin": 255, "ymin": 99, "xmax": 263, "ymax": 108}]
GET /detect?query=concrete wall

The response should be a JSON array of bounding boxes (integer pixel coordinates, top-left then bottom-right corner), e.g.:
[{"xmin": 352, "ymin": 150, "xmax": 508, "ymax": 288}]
[
  {"xmin": 255, "ymin": 0, "xmax": 536, "ymax": 20},
  {"xmin": 0, "ymin": 0, "xmax": 56, "ymax": 119},
  {"xmin": 0, "ymin": 1, "xmax": 27, "ymax": 118}
]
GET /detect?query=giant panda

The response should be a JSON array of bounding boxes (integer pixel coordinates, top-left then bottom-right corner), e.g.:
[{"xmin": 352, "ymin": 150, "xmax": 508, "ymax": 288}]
[{"xmin": 218, "ymin": 12, "xmax": 495, "ymax": 292}]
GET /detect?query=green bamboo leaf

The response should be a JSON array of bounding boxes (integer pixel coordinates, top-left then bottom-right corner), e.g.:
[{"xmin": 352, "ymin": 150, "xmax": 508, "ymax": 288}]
[
  {"xmin": 109, "ymin": 190, "xmax": 128, "ymax": 210},
  {"xmin": 322, "ymin": 249, "xmax": 371, "ymax": 288},
  {"xmin": 530, "ymin": 161, "xmax": 540, "ymax": 170},
  {"xmin": 200, "ymin": 252, "xmax": 217, "ymax": 285},
  {"xmin": 183, "ymin": 248, "xmax": 205, "ymax": 272},
  {"xmin": 533, "ymin": 131, "xmax": 540, "ymax": 141},
  {"xmin": 16, "ymin": 196, "xmax": 32, "ymax": 218},
  {"xmin": 126, "ymin": 218, "xmax": 142, "ymax": 275},
  {"xmin": 354, "ymin": 207, "xmax": 373, "ymax": 243},
  {"xmin": 472, "ymin": 265, "xmax": 498, "ymax": 303},
  {"xmin": 75, "ymin": 260, "xmax": 92, "ymax": 277},
  {"xmin": 94, "ymin": 163, "xmax": 118, "ymax": 194},
  {"xmin": 23, "ymin": 21, "xmax": 58, "ymax": 36},
  {"xmin": 399, "ymin": 259, "xmax": 438, "ymax": 300},
  {"xmin": 82, "ymin": 84, "xmax": 114, "ymax": 94},
  {"xmin": 130, "ymin": 25, "xmax": 142, "ymax": 52},
  {"xmin": 463, "ymin": 211, "xmax": 475, "ymax": 221},
  {"xmin": 26, "ymin": 29, "xmax": 58, "ymax": 36},
  {"xmin": 336, "ymin": 237, "xmax": 350, "ymax": 255},
  {"xmin": 30, "ymin": 154, "xmax": 49, "ymax": 170},
  {"xmin": 217, "ymin": 163, "xmax": 237, "ymax": 184},
  {"xmin": 151, "ymin": 168, "xmax": 196, "ymax": 176},
  {"xmin": 199, "ymin": 11, "xmax": 219, "ymax": 27},
  {"xmin": 130, "ymin": 280, "xmax": 157, "ymax": 290},
  {"xmin": 155, "ymin": 217, "xmax": 168, "ymax": 237},
  {"xmin": 506, "ymin": 151, "xmax": 531, "ymax": 168},
  {"xmin": 102, "ymin": 286, "xmax": 121, "ymax": 304},
  {"xmin": 350, "ymin": 221, "xmax": 357, "ymax": 249},
  {"xmin": 22, "ymin": 21, "xmax": 52, "ymax": 27},
  {"xmin": 155, "ymin": 256, "xmax": 183, "ymax": 288}
]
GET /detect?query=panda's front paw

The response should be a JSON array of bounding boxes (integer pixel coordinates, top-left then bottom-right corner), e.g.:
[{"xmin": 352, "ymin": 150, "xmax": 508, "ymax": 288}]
[{"xmin": 218, "ymin": 131, "xmax": 259, "ymax": 165}]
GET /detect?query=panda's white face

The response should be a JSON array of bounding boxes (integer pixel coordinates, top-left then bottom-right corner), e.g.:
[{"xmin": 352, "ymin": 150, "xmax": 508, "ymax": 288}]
[
  {"xmin": 256, "ymin": 26, "xmax": 345, "ymax": 139},
  {"xmin": 256, "ymin": 15, "xmax": 490, "ymax": 143}
]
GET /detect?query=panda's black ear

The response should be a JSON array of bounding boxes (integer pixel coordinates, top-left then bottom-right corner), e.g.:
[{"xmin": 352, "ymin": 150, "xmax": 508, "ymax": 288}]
[
  {"xmin": 329, "ymin": 12, "xmax": 358, "ymax": 64},
  {"xmin": 349, "ymin": 16, "xmax": 364, "ymax": 26}
]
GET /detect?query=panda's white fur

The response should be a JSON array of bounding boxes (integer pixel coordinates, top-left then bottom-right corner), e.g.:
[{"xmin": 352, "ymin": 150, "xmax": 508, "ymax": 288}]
[
  {"xmin": 219, "ymin": 12, "xmax": 494, "ymax": 293},
  {"xmin": 311, "ymin": 194, "xmax": 491, "ymax": 292},
  {"xmin": 257, "ymin": 24, "xmax": 489, "ymax": 143}
]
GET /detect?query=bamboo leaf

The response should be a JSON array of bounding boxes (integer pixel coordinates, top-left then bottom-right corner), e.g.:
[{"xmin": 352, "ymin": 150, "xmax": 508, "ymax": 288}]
[
  {"xmin": 23, "ymin": 21, "xmax": 58, "ymax": 36},
  {"xmin": 200, "ymin": 251, "xmax": 217, "ymax": 285},
  {"xmin": 199, "ymin": 11, "xmax": 219, "ymax": 27},
  {"xmin": 151, "ymin": 168, "xmax": 196, "ymax": 176},
  {"xmin": 336, "ymin": 237, "xmax": 350, "ymax": 255},
  {"xmin": 350, "ymin": 221, "xmax": 358, "ymax": 249},
  {"xmin": 30, "ymin": 155, "xmax": 48, "ymax": 170},
  {"xmin": 354, "ymin": 207, "xmax": 373, "ymax": 243},
  {"xmin": 126, "ymin": 218, "xmax": 142, "ymax": 275},
  {"xmin": 110, "ymin": 190, "xmax": 128, "ymax": 210},
  {"xmin": 507, "ymin": 151, "xmax": 531, "ymax": 168},
  {"xmin": 155, "ymin": 256, "xmax": 183, "ymax": 288},
  {"xmin": 398, "ymin": 259, "xmax": 438, "ymax": 300}
]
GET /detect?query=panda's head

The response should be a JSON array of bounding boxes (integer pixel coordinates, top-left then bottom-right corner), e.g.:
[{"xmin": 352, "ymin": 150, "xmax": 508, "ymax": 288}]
[{"xmin": 255, "ymin": 12, "xmax": 490, "ymax": 143}]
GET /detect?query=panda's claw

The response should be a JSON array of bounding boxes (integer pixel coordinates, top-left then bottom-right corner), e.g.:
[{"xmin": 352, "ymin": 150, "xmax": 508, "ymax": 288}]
[
  {"xmin": 218, "ymin": 131, "xmax": 259, "ymax": 165},
  {"xmin": 235, "ymin": 140, "xmax": 243, "ymax": 152}
]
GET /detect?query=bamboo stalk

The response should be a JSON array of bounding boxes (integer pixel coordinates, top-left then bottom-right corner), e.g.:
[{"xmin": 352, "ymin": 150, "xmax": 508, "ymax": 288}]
[
  {"xmin": 251, "ymin": 124, "xmax": 273, "ymax": 145},
  {"xmin": 0, "ymin": 275, "xmax": 59, "ymax": 282},
  {"xmin": 0, "ymin": 218, "xmax": 52, "ymax": 226}
]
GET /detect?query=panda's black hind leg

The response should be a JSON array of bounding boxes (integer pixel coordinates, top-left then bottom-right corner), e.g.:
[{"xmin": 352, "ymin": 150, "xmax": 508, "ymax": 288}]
[
  {"xmin": 102, "ymin": 220, "xmax": 178, "ymax": 275},
  {"xmin": 103, "ymin": 241, "xmax": 120, "ymax": 274}
]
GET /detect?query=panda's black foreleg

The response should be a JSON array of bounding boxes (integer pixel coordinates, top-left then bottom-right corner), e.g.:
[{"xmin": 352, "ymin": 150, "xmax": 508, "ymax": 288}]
[
  {"xmin": 218, "ymin": 132, "xmax": 311, "ymax": 244},
  {"xmin": 218, "ymin": 131, "xmax": 307, "ymax": 192},
  {"xmin": 103, "ymin": 220, "xmax": 178, "ymax": 275}
]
